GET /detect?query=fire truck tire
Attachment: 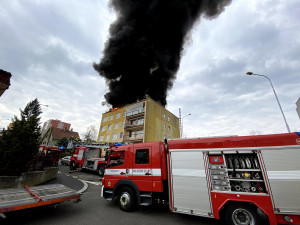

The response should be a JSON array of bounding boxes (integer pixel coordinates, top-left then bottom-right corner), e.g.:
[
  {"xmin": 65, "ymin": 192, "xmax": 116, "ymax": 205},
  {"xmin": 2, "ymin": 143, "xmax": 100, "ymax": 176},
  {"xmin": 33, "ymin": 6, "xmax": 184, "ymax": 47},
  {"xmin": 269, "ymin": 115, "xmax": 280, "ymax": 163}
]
[
  {"xmin": 118, "ymin": 187, "xmax": 136, "ymax": 212},
  {"xmin": 98, "ymin": 164, "xmax": 105, "ymax": 177},
  {"xmin": 70, "ymin": 161, "xmax": 76, "ymax": 170},
  {"xmin": 225, "ymin": 203, "xmax": 261, "ymax": 225}
]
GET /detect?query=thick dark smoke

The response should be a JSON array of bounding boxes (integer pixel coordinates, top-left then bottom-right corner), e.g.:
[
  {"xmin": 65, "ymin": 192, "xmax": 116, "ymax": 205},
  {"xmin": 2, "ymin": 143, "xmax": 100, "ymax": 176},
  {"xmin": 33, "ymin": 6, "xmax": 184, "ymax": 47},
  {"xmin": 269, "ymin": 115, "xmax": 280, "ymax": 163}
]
[{"xmin": 94, "ymin": 0, "xmax": 231, "ymax": 108}]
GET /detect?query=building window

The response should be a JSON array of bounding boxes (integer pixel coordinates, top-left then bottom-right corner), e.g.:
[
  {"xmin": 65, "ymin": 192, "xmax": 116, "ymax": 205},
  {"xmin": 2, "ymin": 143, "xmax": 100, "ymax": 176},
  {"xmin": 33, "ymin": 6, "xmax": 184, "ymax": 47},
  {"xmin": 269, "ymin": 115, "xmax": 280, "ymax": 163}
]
[
  {"xmin": 135, "ymin": 149, "xmax": 149, "ymax": 164},
  {"xmin": 137, "ymin": 130, "xmax": 144, "ymax": 137},
  {"xmin": 163, "ymin": 113, "xmax": 166, "ymax": 119},
  {"xmin": 120, "ymin": 132, "xmax": 123, "ymax": 139},
  {"xmin": 168, "ymin": 116, "xmax": 170, "ymax": 121},
  {"xmin": 108, "ymin": 124, "xmax": 112, "ymax": 130},
  {"xmin": 101, "ymin": 126, "xmax": 106, "ymax": 132},
  {"xmin": 122, "ymin": 122, "xmax": 125, "ymax": 127},
  {"xmin": 114, "ymin": 123, "xmax": 119, "ymax": 129},
  {"xmin": 106, "ymin": 134, "xmax": 110, "ymax": 141},
  {"xmin": 112, "ymin": 133, "xmax": 118, "ymax": 140},
  {"xmin": 168, "ymin": 126, "xmax": 171, "ymax": 132},
  {"xmin": 99, "ymin": 135, "xmax": 104, "ymax": 141},
  {"xmin": 129, "ymin": 131, "xmax": 133, "ymax": 137},
  {"xmin": 164, "ymin": 124, "xmax": 166, "ymax": 130},
  {"xmin": 116, "ymin": 113, "xmax": 121, "ymax": 119},
  {"xmin": 103, "ymin": 117, "xmax": 108, "ymax": 122},
  {"xmin": 57, "ymin": 122, "xmax": 64, "ymax": 129},
  {"xmin": 109, "ymin": 115, "xmax": 114, "ymax": 120}
]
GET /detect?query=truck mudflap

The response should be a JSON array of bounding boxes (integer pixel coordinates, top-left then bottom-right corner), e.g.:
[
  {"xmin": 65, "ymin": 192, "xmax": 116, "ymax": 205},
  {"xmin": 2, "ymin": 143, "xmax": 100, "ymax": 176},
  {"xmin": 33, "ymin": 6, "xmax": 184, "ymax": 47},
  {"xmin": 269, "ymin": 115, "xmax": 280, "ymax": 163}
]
[{"xmin": 0, "ymin": 184, "xmax": 80, "ymax": 218}]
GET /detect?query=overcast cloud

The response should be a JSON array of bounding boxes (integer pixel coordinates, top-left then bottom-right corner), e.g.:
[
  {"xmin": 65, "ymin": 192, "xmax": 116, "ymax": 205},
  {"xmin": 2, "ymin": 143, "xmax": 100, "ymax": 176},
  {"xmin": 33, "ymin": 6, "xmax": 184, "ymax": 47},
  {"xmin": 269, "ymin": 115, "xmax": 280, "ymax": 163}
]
[{"xmin": 0, "ymin": 0, "xmax": 299, "ymax": 138}]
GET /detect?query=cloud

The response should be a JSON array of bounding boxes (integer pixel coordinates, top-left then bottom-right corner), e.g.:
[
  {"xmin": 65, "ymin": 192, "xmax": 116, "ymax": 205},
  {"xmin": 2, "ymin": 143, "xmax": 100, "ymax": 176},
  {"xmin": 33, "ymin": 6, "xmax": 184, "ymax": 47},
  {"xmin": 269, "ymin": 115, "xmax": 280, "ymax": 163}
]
[{"xmin": 0, "ymin": 0, "xmax": 299, "ymax": 139}]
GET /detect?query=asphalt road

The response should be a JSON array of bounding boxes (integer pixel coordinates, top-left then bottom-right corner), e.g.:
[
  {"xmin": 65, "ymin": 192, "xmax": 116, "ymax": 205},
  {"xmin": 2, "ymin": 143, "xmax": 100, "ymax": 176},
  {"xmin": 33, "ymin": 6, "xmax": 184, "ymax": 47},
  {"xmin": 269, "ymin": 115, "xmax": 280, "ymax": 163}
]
[{"xmin": 1, "ymin": 165, "xmax": 221, "ymax": 225}]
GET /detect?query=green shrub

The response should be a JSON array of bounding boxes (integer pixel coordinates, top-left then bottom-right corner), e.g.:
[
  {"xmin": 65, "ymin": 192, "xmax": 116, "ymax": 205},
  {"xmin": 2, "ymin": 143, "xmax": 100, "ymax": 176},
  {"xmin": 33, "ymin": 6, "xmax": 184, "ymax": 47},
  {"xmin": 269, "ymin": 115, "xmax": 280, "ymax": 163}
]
[{"xmin": 0, "ymin": 99, "xmax": 42, "ymax": 176}]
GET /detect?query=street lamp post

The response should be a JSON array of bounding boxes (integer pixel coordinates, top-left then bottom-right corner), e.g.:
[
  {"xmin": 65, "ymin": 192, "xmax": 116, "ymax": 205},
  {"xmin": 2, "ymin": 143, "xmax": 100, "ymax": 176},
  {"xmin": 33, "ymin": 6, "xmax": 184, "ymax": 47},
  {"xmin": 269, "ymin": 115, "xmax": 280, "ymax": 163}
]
[
  {"xmin": 246, "ymin": 72, "xmax": 291, "ymax": 133},
  {"xmin": 181, "ymin": 113, "xmax": 191, "ymax": 138}
]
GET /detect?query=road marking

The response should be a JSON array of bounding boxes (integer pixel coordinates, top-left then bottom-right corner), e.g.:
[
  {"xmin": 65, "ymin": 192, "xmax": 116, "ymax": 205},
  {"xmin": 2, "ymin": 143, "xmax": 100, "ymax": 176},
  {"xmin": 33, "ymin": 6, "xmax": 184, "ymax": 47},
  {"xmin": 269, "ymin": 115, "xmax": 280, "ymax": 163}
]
[
  {"xmin": 78, "ymin": 179, "xmax": 88, "ymax": 194},
  {"xmin": 84, "ymin": 181, "xmax": 102, "ymax": 186}
]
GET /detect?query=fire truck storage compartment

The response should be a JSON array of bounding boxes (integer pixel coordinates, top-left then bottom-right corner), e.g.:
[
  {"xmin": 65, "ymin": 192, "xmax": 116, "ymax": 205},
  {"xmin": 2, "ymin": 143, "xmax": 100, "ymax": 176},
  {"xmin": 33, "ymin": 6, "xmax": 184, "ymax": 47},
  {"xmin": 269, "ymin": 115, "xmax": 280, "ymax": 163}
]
[
  {"xmin": 260, "ymin": 146, "xmax": 300, "ymax": 213},
  {"xmin": 208, "ymin": 152, "xmax": 268, "ymax": 194},
  {"xmin": 169, "ymin": 150, "xmax": 212, "ymax": 216}
]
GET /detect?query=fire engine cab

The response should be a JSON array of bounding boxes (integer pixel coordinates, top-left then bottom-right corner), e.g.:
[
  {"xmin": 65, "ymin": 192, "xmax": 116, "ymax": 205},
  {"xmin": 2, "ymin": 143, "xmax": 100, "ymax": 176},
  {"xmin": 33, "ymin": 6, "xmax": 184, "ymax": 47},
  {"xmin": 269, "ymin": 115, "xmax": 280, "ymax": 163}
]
[
  {"xmin": 70, "ymin": 143, "xmax": 110, "ymax": 176},
  {"xmin": 101, "ymin": 132, "xmax": 300, "ymax": 225}
]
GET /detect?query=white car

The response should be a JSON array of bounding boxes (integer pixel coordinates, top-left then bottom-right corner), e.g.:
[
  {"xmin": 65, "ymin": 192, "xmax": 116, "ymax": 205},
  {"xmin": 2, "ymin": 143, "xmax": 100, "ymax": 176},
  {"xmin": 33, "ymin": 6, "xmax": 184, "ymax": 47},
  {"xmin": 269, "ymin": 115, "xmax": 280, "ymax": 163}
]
[{"xmin": 61, "ymin": 156, "xmax": 71, "ymax": 166}]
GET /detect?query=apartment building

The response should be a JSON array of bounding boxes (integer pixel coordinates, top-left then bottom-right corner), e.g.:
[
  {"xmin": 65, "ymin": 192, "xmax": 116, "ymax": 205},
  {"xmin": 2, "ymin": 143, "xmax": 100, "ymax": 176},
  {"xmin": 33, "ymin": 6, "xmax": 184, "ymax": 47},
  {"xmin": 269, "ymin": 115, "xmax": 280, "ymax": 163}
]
[
  {"xmin": 97, "ymin": 98, "xmax": 180, "ymax": 143},
  {"xmin": 41, "ymin": 119, "xmax": 79, "ymax": 146}
]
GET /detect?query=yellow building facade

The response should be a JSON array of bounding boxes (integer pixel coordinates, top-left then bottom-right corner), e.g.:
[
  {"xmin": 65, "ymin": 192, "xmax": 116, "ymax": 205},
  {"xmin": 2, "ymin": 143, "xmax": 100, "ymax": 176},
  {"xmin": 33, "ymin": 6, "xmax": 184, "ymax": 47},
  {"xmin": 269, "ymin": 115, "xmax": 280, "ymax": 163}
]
[
  {"xmin": 97, "ymin": 98, "xmax": 180, "ymax": 143},
  {"xmin": 97, "ymin": 107, "xmax": 126, "ymax": 143}
]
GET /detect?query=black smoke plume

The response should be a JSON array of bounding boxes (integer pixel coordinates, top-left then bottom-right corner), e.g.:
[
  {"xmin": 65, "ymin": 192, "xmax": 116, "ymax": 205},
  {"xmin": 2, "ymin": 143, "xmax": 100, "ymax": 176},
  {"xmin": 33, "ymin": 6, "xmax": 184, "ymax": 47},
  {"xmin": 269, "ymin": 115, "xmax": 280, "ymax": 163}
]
[{"xmin": 94, "ymin": 0, "xmax": 231, "ymax": 108}]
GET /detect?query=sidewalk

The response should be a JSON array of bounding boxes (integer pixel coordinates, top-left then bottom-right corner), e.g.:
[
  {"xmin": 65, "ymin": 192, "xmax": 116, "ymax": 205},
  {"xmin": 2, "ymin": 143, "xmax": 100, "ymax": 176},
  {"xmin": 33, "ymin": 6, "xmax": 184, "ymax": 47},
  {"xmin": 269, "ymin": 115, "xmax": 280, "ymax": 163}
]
[{"xmin": 43, "ymin": 172, "xmax": 88, "ymax": 194}]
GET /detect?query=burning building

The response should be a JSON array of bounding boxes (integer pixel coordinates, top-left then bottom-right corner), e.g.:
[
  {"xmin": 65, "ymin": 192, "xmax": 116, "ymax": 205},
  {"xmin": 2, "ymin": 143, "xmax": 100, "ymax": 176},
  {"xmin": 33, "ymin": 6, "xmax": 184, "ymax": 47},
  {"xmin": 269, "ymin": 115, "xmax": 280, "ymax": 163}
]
[{"xmin": 97, "ymin": 97, "xmax": 180, "ymax": 143}]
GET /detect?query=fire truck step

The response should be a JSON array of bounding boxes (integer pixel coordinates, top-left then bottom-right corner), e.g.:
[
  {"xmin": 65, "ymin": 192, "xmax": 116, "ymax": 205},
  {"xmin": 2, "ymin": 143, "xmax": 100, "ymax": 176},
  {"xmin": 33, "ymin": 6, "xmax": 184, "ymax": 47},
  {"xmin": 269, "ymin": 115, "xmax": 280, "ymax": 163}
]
[
  {"xmin": 139, "ymin": 194, "xmax": 152, "ymax": 206},
  {"xmin": 103, "ymin": 190, "xmax": 113, "ymax": 201}
]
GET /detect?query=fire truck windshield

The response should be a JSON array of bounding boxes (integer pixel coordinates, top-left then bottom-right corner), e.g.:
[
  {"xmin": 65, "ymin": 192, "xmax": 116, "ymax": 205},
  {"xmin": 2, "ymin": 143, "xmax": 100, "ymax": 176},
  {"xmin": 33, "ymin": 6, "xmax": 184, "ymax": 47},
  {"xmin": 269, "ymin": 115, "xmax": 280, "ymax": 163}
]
[{"xmin": 107, "ymin": 150, "xmax": 125, "ymax": 168}]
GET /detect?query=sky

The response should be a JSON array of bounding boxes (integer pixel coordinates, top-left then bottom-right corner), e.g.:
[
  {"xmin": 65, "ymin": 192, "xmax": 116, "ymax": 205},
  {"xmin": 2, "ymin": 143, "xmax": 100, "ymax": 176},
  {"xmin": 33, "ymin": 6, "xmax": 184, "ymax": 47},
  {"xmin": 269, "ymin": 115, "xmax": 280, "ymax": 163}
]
[{"xmin": 0, "ymin": 0, "xmax": 300, "ymax": 139}]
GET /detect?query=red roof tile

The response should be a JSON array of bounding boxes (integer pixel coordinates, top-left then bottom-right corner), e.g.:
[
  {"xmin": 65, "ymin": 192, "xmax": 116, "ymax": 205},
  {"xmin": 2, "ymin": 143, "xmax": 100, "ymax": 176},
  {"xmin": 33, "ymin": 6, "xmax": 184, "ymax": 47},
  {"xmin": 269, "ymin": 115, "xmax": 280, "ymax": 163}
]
[{"xmin": 51, "ymin": 127, "xmax": 80, "ymax": 140}]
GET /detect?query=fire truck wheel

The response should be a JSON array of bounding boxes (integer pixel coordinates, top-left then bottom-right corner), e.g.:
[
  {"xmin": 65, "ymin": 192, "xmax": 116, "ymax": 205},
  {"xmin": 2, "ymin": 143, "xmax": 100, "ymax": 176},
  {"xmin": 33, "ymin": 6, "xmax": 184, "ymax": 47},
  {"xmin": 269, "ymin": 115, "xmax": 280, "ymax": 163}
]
[
  {"xmin": 98, "ymin": 164, "xmax": 105, "ymax": 177},
  {"xmin": 225, "ymin": 203, "xmax": 261, "ymax": 225},
  {"xmin": 70, "ymin": 161, "xmax": 76, "ymax": 170},
  {"xmin": 118, "ymin": 187, "xmax": 136, "ymax": 212}
]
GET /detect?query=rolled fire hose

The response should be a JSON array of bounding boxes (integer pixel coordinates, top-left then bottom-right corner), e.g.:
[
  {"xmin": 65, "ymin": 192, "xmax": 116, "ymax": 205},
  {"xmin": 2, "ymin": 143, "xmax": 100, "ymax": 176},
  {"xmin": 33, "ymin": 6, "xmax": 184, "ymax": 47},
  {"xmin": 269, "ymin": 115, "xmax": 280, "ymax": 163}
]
[
  {"xmin": 234, "ymin": 158, "xmax": 240, "ymax": 169},
  {"xmin": 245, "ymin": 157, "xmax": 252, "ymax": 169},
  {"xmin": 254, "ymin": 158, "xmax": 259, "ymax": 169},
  {"xmin": 239, "ymin": 158, "xmax": 245, "ymax": 169}
]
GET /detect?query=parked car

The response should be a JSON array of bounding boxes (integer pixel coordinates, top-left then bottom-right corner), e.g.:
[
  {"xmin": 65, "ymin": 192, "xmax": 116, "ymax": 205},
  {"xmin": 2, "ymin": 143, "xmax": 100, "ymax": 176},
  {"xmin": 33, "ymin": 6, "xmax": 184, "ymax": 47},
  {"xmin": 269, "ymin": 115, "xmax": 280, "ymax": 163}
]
[{"xmin": 61, "ymin": 156, "xmax": 71, "ymax": 166}]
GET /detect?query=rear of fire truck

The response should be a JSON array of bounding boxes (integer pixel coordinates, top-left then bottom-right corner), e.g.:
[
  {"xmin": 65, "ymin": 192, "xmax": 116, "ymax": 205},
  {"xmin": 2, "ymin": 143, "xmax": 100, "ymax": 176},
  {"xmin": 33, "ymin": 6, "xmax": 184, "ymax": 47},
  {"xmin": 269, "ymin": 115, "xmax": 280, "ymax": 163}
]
[{"xmin": 166, "ymin": 132, "xmax": 300, "ymax": 225}]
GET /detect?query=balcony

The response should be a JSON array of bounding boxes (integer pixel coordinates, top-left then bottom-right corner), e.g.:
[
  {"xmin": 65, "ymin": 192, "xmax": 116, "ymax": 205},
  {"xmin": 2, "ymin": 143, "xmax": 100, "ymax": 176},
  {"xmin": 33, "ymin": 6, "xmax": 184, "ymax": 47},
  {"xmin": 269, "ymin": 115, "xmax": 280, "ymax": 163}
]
[
  {"xmin": 126, "ymin": 108, "xmax": 145, "ymax": 119},
  {"xmin": 123, "ymin": 134, "xmax": 144, "ymax": 143},
  {"xmin": 124, "ymin": 122, "xmax": 144, "ymax": 131}
]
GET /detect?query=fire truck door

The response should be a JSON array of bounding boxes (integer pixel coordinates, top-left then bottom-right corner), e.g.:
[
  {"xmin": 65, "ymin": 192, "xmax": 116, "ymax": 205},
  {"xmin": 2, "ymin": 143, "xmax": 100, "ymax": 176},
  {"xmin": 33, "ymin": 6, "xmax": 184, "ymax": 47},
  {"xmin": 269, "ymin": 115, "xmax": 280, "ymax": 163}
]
[
  {"xmin": 170, "ymin": 150, "xmax": 211, "ymax": 216},
  {"xmin": 77, "ymin": 149, "xmax": 84, "ymax": 161},
  {"xmin": 131, "ymin": 147, "xmax": 153, "ymax": 192}
]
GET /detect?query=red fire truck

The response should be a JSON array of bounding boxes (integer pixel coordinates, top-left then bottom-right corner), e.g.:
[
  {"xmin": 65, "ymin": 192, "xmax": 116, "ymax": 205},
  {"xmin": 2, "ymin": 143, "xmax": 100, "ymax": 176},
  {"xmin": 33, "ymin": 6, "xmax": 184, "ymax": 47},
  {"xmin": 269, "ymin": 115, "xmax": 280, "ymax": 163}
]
[
  {"xmin": 69, "ymin": 143, "xmax": 110, "ymax": 176},
  {"xmin": 101, "ymin": 132, "xmax": 300, "ymax": 225}
]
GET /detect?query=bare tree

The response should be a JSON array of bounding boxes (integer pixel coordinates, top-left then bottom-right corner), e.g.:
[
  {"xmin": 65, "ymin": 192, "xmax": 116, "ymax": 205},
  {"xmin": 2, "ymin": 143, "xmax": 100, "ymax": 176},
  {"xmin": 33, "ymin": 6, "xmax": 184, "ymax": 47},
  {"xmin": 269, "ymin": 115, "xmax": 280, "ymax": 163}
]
[{"xmin": 83, "ymin": 125, "xmax": 97, "ymax": 142}]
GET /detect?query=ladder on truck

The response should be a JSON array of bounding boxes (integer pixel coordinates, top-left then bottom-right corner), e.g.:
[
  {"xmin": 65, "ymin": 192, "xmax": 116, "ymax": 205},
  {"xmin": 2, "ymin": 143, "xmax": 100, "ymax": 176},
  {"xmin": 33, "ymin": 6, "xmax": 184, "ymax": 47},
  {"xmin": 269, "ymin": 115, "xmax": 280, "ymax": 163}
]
[
  {"xmin": 70, "ymin": 141, "xmax": 127, "ymax": 149},
  {"xmin": 69, "ymin": 141, "xmax": 111, "ymax": 149},
  {"xmin": 0, "ymin": 184, "xmax": 80, "ymax": 218}
]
